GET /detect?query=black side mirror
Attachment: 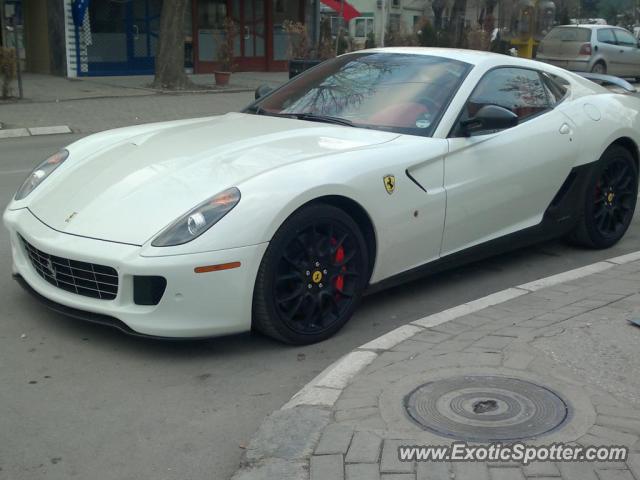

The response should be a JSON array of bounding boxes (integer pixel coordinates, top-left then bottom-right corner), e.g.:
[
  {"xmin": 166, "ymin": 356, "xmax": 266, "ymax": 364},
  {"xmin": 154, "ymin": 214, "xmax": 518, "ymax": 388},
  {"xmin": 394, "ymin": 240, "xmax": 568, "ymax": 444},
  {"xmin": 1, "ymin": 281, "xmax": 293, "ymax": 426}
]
[
  {"xmin": 460, "ymin": 105, "xmax": 519, "ymax": 136},
  {"xmin": 255, "ymin": 84, "xmax": 273, "ymax": 100}
]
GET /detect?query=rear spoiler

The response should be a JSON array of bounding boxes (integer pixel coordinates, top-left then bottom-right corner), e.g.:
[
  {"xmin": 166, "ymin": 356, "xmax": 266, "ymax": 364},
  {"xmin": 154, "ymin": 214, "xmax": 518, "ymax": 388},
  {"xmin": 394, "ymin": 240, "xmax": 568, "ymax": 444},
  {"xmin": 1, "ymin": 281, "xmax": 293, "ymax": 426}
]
[{"xmin": 576, "ymin": 72, "xmax": 637, "ymax": 93}]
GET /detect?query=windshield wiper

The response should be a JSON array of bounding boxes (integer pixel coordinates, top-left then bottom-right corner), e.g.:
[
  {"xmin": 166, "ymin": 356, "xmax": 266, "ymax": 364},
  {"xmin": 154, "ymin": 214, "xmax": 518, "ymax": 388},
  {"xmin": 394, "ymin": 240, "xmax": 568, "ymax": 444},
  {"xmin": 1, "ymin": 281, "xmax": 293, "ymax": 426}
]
[
  {"xmin": 246, "ymin": 108, "xmax": 355, "ymax": 127},
  {"xmin": 288, "ymin": 113, "xmax": 355, "ymax": 127}
]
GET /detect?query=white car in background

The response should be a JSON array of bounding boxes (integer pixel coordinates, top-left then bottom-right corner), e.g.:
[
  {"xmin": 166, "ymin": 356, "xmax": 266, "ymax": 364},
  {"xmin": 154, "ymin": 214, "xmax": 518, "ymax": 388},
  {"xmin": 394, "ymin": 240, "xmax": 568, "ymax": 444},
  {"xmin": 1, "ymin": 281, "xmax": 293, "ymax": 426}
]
[{"xmin": 4, "ymin": 48, "xmax": 640, "ymax": 344}]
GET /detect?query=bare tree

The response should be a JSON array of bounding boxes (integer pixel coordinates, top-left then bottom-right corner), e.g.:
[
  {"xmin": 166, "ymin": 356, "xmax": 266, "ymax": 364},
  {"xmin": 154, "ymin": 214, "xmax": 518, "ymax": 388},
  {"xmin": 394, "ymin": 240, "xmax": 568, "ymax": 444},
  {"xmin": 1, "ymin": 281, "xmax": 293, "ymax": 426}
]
[{"xmin": 152, "ymin": 0, "xmax": 193, "ymax": 90}]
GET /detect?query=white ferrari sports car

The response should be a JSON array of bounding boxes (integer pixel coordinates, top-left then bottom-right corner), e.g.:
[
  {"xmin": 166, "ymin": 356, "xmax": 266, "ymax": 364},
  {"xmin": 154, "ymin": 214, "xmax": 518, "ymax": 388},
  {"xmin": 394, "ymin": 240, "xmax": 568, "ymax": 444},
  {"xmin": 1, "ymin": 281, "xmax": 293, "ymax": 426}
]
[{"xmin": 4, "ymin": 48, "xmax": 640, "ymax": 344}]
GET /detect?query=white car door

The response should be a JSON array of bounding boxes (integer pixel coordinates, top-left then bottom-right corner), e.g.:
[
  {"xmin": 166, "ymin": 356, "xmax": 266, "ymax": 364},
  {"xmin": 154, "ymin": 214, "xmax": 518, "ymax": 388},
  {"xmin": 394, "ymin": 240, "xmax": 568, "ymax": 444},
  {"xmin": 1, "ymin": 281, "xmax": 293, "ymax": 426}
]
[
  {"xmin": 613, "ymin": 28, "xmax": 640, "ymax": 77},
  {"xmin": 441, "ymin": 67, "xmax": 578, "ymax": 255}
]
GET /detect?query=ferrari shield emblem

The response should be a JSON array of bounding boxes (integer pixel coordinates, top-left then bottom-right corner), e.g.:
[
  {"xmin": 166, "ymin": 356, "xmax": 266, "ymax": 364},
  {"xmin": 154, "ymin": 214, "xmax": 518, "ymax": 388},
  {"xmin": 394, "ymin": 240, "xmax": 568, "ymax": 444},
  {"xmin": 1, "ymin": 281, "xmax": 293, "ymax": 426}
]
[{"xmin": 383, "ymin": 175, "xmax": 396, "ymax": 195}]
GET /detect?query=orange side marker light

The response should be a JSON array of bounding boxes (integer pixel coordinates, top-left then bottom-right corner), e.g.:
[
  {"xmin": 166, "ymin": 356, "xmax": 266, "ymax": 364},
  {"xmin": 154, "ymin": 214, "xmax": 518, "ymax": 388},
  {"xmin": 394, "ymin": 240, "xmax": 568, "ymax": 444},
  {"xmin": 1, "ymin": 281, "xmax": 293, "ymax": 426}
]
[{"xmin": 194, "ymin": 262, "xmax": 241, "ymax": 273}]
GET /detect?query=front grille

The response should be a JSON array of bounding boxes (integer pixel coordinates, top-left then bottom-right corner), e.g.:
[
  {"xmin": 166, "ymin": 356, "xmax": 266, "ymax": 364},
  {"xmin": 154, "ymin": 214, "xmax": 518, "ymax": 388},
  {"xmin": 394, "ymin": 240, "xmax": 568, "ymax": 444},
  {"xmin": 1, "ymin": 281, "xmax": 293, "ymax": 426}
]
[{"xmin": 20, "ymin": 236, "xmax": 119, "ymax": 300}]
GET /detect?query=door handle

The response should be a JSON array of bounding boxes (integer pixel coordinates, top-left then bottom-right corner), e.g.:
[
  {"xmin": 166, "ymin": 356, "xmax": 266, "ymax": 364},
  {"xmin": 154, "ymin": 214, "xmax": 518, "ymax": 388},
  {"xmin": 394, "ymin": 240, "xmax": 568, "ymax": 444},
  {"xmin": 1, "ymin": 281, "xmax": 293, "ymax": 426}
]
[
  {"xmin": 244, "ymin": 26, "xmax": 250, "ymax": 40},
  {"xmin": 559, "ymin": 123, "xmax": 572, "ymax": 135},
  {"xmin": 133, "ymin": 24, "xmax": 139, "ymax": 40}
]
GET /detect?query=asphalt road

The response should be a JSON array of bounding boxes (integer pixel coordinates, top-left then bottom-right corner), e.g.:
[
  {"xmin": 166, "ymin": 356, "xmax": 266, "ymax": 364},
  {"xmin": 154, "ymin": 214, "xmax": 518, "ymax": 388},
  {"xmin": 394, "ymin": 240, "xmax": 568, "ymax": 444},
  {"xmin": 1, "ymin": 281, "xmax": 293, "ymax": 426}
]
[{"xmin": 2, "ymin": 133, "xmax": 640, "ymax": 480}]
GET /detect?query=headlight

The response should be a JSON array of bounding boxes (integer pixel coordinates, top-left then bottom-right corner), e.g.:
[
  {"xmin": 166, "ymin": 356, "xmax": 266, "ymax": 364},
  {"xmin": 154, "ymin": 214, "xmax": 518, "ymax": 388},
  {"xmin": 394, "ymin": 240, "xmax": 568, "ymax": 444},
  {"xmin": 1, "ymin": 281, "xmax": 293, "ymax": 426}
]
[
  {"xmin": 15, "ymin": 150, "xmax": 69, "ymax": 200},
  {"xmin": 151, "ymin": 187, "xmax": 241, "ymax": 247}
]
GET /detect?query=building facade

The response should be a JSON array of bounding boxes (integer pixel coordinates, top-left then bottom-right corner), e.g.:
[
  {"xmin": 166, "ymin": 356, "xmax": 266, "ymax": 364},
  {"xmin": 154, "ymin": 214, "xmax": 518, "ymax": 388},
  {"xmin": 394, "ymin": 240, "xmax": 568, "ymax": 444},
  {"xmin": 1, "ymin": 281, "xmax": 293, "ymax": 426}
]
[
  {"xmin": 193, "ymin": 0, "xmax": 315, "ymax": 73},
  {"xmin": 322, "ymin": 0, "xmax": 496, "ymax": 49},
  {"xmin": 1, "ymin": 0, "xmax": 67, "ymax": 75},
  {"xmin": 64, "ymin": 0, "xmax": 316, "ymax": 77},
  {"xmin": 343, "ymin": 0, "xmax": 430, "ymax": 48},
  {"xmin": 1, "ymin": 0, "xmax": 509, "ymax": 78},
  {"xmin": 1, "ymin": 0, "xmax": 318, "ymax": 77}
]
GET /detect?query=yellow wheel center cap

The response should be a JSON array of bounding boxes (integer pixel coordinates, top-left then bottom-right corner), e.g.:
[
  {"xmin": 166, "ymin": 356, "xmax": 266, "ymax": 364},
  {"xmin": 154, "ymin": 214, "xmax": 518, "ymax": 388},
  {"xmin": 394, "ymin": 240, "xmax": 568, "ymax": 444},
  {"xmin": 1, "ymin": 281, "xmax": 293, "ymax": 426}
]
[
  {"xmin": 607, "ymin": 192, "xmax": 615, "ymax": 203},
  {"xmin": 312, "ymin": 271, "xmax": 323, "ymax": 284}
]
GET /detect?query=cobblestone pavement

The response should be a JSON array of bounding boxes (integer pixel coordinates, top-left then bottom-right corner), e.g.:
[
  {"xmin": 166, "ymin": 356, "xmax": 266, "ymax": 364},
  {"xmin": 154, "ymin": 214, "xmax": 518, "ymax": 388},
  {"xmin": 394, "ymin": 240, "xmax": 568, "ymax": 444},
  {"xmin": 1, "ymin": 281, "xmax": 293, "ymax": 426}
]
[{"xmin": 233, "ymin": 259, "xmax": 640, "ymax": 480}]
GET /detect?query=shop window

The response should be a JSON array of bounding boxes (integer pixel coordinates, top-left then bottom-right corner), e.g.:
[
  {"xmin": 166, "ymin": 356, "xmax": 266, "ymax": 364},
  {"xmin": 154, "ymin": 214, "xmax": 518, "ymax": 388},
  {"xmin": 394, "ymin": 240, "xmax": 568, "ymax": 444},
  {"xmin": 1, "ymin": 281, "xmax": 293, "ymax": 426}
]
[
  {"xmin": 198, "ymin": 0, "xmax": 227, "ymax": 29},
  {"xmin": 389, "ymin": 14, "xmax": 401, "ymax": 33},
  {"xmin": 197, "ymin": 0, "xmax": 227, "ymax": 62},
  {"xmin": 273, "ymin": 0, "xmax": 302, "ymax": 60},
  {"xmin": 354, "ymin": 17, "xmax": 374, "ymax": 38}
]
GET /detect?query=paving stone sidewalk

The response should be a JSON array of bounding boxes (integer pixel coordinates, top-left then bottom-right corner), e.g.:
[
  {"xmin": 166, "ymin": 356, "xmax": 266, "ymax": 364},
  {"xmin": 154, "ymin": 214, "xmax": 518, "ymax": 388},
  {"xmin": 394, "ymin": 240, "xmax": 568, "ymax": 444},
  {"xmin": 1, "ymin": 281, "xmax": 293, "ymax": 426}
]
[
  {"xmin": 0, "ymin": 72, "xmax": 287, "ymax": 134},
  {"xmin": 233, "ymin": 259, "xmax": 640, "ymax": 480}
]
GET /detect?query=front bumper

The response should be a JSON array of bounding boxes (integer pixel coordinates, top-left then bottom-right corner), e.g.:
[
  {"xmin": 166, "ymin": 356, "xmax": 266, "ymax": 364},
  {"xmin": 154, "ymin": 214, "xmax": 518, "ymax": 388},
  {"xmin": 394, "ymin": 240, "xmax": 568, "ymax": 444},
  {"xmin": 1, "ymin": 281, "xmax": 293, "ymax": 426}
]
[{"xmin": 3, "ymin": 208, "xmax": 268, "ymax": 338}]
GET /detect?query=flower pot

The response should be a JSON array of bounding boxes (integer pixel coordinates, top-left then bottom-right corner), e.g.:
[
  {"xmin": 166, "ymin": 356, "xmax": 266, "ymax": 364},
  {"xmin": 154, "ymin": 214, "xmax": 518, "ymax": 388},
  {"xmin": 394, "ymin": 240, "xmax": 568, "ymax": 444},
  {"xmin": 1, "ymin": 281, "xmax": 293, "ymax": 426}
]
[
  {"xmin": 214, "ymin": 71, "xmax": 231, "ymax": 86},
  {"xmin": 288, "ymin": 59, "xmax": 322, "ymax": 79}
]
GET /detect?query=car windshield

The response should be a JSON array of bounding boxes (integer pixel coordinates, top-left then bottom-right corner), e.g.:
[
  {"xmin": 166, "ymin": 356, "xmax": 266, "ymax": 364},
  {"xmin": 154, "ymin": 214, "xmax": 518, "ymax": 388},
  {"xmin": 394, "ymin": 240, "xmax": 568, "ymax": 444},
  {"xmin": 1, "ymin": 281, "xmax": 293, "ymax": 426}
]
[{"xmin": 248, "ymin": 52, "xmax": 471, "ymax": 137}]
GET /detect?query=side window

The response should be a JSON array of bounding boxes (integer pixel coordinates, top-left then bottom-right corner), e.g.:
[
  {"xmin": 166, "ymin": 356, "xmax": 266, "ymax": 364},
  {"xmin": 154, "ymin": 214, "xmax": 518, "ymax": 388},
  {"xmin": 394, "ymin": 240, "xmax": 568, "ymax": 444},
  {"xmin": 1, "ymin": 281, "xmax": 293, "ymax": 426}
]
[
  {"xmin": 597, "ymin": 29, "xmax": 616, "ymax": 44},
  {"xmin": 541, "ymin": 72, "xmax": 568, "ymax": 105},
  {"xmin": 456, "ymin": 68, "xmax": 552, "ymax": 135},
  {"xmin": 614, "ymin": 29, "xmax": 637, "ymax": 47}
]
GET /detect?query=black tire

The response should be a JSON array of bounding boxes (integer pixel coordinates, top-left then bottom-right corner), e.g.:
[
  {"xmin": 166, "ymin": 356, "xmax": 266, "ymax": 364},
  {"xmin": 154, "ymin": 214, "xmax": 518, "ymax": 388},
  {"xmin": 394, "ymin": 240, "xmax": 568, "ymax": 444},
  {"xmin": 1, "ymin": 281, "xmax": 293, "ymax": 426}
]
[
  {"xmin": 253, "ymin": 204, "xmax": 369, "ymax": 344},
  {"xmin": 591, "ymin": 61, "xmax": 606, "ymax": 74},
  {"xmin": 570, "ymin": 145, "xmax": 638, "ymax": 249}
]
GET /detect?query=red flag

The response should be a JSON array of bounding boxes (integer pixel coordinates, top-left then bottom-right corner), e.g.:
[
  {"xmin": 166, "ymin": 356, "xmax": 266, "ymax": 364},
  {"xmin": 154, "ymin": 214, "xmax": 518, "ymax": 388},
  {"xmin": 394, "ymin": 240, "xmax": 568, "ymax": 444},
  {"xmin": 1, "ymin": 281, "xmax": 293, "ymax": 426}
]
[{"xmin": 320, "ymin": 0, "xmax": 361, "ymax": 21}]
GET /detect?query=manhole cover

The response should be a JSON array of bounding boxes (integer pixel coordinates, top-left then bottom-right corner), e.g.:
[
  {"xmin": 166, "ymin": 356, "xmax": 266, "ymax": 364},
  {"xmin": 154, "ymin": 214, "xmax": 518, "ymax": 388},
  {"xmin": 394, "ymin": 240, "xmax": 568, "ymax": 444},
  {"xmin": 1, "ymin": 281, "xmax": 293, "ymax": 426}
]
[{"xmin": 404, "ymin": 376, "xmax": 570, "ymax": 441}]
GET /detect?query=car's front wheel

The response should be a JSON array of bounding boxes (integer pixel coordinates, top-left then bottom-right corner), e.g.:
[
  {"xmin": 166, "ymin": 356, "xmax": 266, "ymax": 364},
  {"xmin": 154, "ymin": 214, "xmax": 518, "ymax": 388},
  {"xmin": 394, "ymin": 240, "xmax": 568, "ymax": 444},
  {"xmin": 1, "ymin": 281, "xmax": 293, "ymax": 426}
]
[
  {"xmin": 253, "ymin": 204, "xmax": 369, "ymax": 344},
  {"xmin": 570, "ymin": 145, "xmax": 638, "ymax": 249}
]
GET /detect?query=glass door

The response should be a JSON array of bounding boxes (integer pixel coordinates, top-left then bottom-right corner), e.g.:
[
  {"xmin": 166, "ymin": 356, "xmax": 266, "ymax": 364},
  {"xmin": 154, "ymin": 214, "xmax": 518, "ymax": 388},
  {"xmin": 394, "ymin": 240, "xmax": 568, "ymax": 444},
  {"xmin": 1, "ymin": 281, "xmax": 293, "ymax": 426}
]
[
  {"xmin": 130, "ymin": 0, "xmax": 162, "ymax": 72},
  {"xmin": 235, "ymin": 0, "xmax": 266, "ymax": 70},
  {"xmin": 85, "ymin": 0, "xmax": 160, "ymax": 75},
  {"xmin": 85, "ymin": 1, "xmax": 129, "ymax": 74}
]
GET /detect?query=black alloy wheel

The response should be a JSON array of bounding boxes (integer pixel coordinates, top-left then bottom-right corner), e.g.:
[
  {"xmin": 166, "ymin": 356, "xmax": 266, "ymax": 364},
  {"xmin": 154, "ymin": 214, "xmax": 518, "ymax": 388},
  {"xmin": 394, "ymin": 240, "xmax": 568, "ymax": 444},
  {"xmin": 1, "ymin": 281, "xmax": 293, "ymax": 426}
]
[
  {"xmin": 253, "ymin": 204, "xmax": 368, "ymax": 344},
  {"xmin": 592, "ymin": 158, "xmax": 635, "ymax": 238},
  {"xmin": 571, "ymin": 145, "xmax": 638, "ymax": 248}
]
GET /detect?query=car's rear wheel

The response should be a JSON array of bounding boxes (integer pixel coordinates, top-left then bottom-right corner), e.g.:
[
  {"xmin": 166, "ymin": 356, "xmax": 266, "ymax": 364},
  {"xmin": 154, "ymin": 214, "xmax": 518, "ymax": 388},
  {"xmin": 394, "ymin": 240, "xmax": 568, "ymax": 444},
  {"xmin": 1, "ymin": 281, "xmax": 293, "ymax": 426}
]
[
  {"xmin": 591, "ymin": 61, "xmax": 606, "ymax": 74},
  {"xmin": 253, "ymin": 204, "xmax": 368, "ymax": 344},
  {"xmin": 570, "ymin": 146, "xmax": 638, "ymax": 249}
]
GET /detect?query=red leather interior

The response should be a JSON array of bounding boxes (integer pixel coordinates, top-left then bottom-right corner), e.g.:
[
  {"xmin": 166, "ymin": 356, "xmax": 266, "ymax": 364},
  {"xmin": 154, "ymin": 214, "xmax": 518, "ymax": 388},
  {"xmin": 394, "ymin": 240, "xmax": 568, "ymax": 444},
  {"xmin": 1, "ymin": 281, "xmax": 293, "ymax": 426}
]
[{"xmin": 367, "ymin": 102, "xmax": 429, "ymax": 128}]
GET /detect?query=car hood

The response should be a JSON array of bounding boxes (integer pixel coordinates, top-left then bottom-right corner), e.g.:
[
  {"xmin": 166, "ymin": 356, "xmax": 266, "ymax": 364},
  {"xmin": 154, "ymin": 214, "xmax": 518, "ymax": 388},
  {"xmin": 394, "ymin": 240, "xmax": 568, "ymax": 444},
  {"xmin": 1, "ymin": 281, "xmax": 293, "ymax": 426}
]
[{"xmin": 28, "ymin": 112, "xmax": 398, "ymax": 245}]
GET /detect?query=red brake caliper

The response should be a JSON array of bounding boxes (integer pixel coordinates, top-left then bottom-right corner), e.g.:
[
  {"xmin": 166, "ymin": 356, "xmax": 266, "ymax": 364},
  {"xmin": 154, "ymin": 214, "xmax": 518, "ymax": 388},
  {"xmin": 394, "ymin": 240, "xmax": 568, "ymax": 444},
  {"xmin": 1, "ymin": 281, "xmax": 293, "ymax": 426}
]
[{"xmin": 331, "ymin": 237, "xmax": 346, "ymax": 298}]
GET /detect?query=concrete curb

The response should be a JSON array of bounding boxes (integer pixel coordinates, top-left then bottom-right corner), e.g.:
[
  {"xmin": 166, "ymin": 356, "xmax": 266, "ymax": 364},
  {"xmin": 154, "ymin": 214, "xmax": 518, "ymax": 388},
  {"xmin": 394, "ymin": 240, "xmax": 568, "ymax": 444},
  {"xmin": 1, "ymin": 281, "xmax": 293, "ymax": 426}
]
[
  {"xmin": 0, "ymin": 125, "xmax": 72, "ymax": 139},
  {"xmin": 233, "ymin": 249, "xmax": 640, "ymax": 478},
  {"xmin": 280, "ymin": 255, "xmax": 626, "ymax": 410}
]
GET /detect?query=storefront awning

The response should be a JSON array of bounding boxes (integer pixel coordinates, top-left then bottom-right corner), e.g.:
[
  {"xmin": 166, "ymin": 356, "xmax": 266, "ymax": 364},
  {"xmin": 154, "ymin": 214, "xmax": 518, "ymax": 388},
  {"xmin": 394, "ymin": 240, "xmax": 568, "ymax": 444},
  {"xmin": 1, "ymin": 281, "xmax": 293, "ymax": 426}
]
[{"xmin": 319, "ymin": 0, "xmax": 361, "ymax": 22}]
